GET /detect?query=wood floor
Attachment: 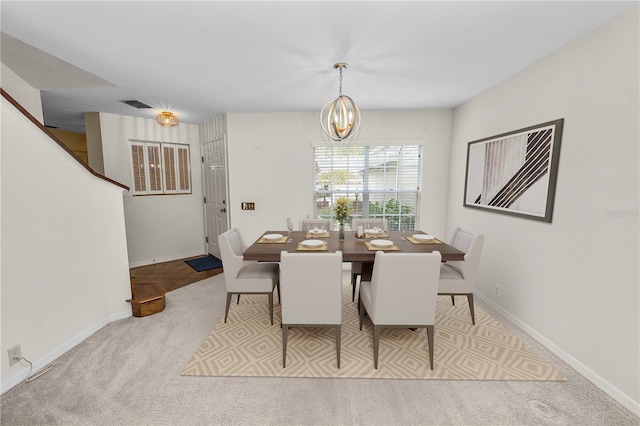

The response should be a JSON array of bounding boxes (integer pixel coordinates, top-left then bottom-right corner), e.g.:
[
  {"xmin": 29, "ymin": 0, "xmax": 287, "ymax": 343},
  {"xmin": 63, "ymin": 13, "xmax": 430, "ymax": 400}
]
[{"xmin": 130, "ymin": 255, "xmax": 224, "ymax": 293}]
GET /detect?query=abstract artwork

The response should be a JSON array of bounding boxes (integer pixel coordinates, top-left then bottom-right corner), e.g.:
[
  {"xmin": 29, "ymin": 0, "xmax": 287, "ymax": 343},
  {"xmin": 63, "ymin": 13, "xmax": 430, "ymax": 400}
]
[{"xmin": 463, "ymin": 119, "xmax": 564, "ymax": 222}]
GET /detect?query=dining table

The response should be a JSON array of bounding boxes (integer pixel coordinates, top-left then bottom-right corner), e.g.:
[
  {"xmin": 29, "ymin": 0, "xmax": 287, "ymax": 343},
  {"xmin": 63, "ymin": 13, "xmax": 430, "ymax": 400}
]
[{"xmin": 243, "ymin": 230, "xmax": 465, "ymax": 267}]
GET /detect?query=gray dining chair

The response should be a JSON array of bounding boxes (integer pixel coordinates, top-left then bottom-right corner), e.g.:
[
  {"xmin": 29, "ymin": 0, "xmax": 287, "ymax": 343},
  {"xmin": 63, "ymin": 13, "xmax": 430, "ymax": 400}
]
[
  {"xmin": 350, "ymin": 218, "xmax": 389, "ymax": 302},
  {"xmin": 280, "ymin": 250, "xmax": 343, "ymax": 368},
  {"xmin": 359, "ymin": 250, "xmax": 442, "ymax": 369},
  {"xmin": 438, "ymin": 227, "xmax": 485, "ymax": 325},
  {"xmin": 219, "ymin": 228, "xmax": 280, "ymax": 325}
]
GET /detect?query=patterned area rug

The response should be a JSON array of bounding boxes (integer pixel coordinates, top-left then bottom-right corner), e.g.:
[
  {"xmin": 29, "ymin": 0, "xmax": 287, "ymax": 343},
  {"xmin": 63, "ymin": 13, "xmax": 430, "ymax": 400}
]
[{"xmin": 182, "ymin": 280, "xmax": 566, "ymax": 380}]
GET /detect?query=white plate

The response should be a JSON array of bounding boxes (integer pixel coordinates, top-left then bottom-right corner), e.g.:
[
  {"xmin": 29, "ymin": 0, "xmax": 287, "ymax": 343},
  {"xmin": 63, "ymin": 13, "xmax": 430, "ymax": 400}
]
[
  {"xmin": 412, "ymin": 234, "xmax": 435, "ymax": 241},
  {"xmin": 370, "ymin": 239, "xmax": 393, "ymax": 248},
  {"xmin": 263, "ymin": 233, "xmax": 284, "ymax": 241},
  {"xmin": 308, "ymin": 229, "xmax": 325, "ymax": 234},
  {"xmin": 302, "ymin": 239, "xmax": 324, "ymax": 247}
]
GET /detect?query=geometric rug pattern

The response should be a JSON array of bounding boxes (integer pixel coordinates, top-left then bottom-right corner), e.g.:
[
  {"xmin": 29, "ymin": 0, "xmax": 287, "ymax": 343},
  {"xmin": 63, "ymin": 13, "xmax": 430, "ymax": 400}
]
[{"xmin": 182, "ymin": 277, "xmax": 566, "ymax": 381}]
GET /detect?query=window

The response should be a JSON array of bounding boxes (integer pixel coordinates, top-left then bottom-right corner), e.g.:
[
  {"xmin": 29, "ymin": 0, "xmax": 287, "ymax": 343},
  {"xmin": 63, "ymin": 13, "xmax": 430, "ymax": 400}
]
[
  {"xmin": 129, "ymin": 141, "xmax": 191, "ymax": 195},
  {"xmin": 313, "ymin": 144, "xmax": 422, "ymax": 231}
]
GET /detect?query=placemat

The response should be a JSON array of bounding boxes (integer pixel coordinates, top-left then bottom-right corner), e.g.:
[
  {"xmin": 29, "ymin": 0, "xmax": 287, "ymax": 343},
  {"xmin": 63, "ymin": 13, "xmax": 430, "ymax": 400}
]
[
  {"xmin": 296, "ymin": 241, "xmax": 328, "ymax": 251},
  {"xmin": 364, "ymin": 231, "xmax": 389, "ymax": 238},
  {"xmin": 257, "ymin": 235, "xmax": 288, "ymax": 243},
  {"xmin": 364, "ymin": 242, "xmax": 400, "ymax": 251},
  {"xmin": 305, "ymin": 231, "xmax": 331, "ymax": 238},
  {"xmin": 406, "ymin": 236, "xmax": 443, "ymax": 245}
]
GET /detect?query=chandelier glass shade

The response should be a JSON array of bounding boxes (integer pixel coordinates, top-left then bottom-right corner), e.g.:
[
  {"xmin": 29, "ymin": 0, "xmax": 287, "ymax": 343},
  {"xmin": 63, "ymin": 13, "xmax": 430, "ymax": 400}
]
[
  {"xmin": 156, "ymin": 111, "xmax": 179, "ymax": 127},
  {"xmin": 320, "ymin": 63, "xmax": 360, "ymax": 141}
]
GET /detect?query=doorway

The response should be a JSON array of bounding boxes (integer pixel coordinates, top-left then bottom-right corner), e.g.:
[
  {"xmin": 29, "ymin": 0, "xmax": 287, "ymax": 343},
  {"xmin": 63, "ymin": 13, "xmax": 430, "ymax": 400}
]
[{"xmin": 202, "ymin": 136, "xmax": 229, "ymax": 258}]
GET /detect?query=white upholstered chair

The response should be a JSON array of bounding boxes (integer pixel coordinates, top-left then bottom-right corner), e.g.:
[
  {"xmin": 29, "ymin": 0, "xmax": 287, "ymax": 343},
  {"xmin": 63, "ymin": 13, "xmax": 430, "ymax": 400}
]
[
  {"xmin": 280, "ymin": 250, "xmax": 343, "ymax": 368},
  {"xmin": 359, "ymin": 250, "xmax": 441, "ymax": 369},
  {"xmin": 219, "ymin": 228, "xmax": 280, "ymax": 325},
  {"xmin": 350, "ymin": 218, "xmax": 389, "ymax": 302},
  {"xmin": 351, "ymin": 218, "xmax": 388, "ymax": 232},
  {"xmin": 299, "ymin": 219, "xmax": 333, "ymax": 232},
  {"xmin": 438, "ymin": 227, "xmax": 485, "ymax": 325}
]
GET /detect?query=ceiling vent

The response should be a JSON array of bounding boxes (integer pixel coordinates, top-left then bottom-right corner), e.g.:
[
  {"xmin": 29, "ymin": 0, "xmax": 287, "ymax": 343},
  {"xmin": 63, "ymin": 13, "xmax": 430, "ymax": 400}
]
[{"xmin": 120, "ymin": 100, "xmax": 152, "ymax": 109}]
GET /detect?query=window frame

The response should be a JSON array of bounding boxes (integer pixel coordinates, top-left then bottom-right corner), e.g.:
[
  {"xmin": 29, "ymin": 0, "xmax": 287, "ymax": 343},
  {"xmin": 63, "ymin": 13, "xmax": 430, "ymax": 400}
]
[
  {"xmin": 129, "ymin": 140, "xmax": 192, "ymax": 196},
  {"xmin": 161, "ymin": 143, "xmax": 192, "ymax": 194},
  {"xmin": 312, "ymin": 141, "xmax": 423, "ymax": 231}
]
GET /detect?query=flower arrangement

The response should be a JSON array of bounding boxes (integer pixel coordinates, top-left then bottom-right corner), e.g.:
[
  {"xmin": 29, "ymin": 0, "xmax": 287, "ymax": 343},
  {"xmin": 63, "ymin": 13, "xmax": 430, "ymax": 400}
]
[{"xmin": 333, "ymin": 197, "xmax": 351, "ymax": 225}]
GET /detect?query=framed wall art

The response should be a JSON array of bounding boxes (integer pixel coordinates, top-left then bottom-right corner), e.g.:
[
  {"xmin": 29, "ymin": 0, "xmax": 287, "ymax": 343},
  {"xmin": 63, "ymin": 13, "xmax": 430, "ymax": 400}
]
[{"xmin": 463, "ymin": 119, "xmax": 564, "ymax": 222}]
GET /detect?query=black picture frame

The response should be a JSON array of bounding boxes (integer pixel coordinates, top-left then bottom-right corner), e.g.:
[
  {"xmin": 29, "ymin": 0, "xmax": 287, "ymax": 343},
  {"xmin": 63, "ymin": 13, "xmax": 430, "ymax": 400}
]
[{"xmin": 463, "ymin": 119, "xmax": 564, "ymax": 222}]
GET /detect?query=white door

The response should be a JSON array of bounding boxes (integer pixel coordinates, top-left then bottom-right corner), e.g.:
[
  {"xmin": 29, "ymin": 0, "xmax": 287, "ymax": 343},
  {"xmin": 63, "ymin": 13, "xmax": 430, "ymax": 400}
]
[{"xmin": 202, "ymin": 137, "xmax": 229, "ymax": 258}]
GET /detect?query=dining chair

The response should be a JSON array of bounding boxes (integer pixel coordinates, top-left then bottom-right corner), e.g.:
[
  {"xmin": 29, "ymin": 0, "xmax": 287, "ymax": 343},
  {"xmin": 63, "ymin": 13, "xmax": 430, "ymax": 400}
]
[
  {"xmin": 219, "ymin": 228, "xmax": 280, "ymax": 325},
  {"xmin": 280, "ymin": 250, "xmax": 343, "ymax": 368},
  {"xmin": 351, "ymin": 218, "xmax": 388, "ymax": 232},
  {"xmin": 359, "ymin": 250, "xmax": 442, "ymax": 369},
  {"xmin": 438, "ymin": 227, "xmax": 485, "ymax": 325},
  {"xmin": 350, "ymin": 218, "xmax": 389, "ymax": 302},
  {"xmin": 299, "ymin": 219, "xmax": 333, "ymax": 232}
]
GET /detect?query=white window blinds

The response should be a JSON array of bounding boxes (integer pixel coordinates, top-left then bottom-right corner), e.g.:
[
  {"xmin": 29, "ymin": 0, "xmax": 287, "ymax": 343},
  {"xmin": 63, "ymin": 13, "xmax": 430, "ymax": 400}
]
[{"xmin": 313, "ymin": 144, "xmax": 422, "ymax": 231}]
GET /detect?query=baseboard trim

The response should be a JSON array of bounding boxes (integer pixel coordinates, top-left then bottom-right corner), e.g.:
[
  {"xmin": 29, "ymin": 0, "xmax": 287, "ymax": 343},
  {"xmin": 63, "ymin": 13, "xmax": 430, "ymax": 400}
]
[
  {"xmin": 1, "ymin": 309, "xmax": 131, "ymax": 395},
  {"xmin": 476, "ymin": 291, "xmax": 640, "ymax": 417},
  {"xmin": 129, "ymin": 250, "xmax": 206, "ymax": 268}
]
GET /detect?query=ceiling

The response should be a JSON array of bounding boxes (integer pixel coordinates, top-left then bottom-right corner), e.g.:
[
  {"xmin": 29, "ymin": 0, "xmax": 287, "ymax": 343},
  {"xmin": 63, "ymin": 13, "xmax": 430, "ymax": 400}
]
[{"xmin": 1, "ymin": 1, "xmax": 635, "ymax": 134}]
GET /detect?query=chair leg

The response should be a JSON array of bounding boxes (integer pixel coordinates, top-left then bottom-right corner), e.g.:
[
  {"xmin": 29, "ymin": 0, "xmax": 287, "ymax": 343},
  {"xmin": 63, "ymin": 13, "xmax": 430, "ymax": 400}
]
[
  {"xmin": 335, "ymin": 325, "xmax": 342, "ymax": 369},
  {"xmin": 373, "ymin": 325, "xmax": 380, "ymax": 369},
  {"xmin": 351, "ymin": 273, "xmax": 360, "ymax": 302},
  {"xmin": 224, "ymin": 293, "xmax": 233, "ymax": 323},
  {"xmin": 282, "ymin": 325, "xmax": 289, "ymax": 368},
  {"xmin": 359, "ymin": 298, "xmax": 365, "ymax": 330},
  {"xmin": 466, "ymin": 293, "xmax": 475, "ymax": 325},
  {"xmin": 426, "ymin": 325, "xmax": 434, "ymax": 370},
  {"xmin": 237, "ymin": 294, "xmax": 241, "ymax": 304},
  {"xmin": 268, "ymin": 292, "xmax": 274, "ymax": 325},
  {"xmin": 450, "ymin": 295, "xmax": 455, "ymax": 306},
  {"xmin": 276, "ymin": 282, "xmax": 281, "ymax": 303}
]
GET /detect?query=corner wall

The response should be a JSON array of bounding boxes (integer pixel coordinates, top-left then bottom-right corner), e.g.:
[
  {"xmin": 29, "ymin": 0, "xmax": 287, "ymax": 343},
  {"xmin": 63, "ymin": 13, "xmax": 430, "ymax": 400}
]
[
  {"xmin": 448, "ymin": 8, "xmax": 639, "ymax": 413},
  {"xmin": 225, "ymin": 109, "xmax": 453, "ymax": 243},
  {"xmin": 0, "ymin": 63, "xmax": 43, "ymax": 123},
  {"xmin": 93, "ymin": 113, "xmax": 205, "ymax": 266},
  {"xmin": 1, "ymin": 98, "xmax": 131, "ymax": 392}
]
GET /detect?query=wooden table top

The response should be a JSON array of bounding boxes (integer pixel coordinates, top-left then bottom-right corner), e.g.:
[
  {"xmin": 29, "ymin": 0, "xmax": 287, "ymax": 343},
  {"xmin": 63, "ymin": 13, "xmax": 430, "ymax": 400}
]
[{"xmin": 243, "ymin": 230, "xmax": 465, "ymax": 262}]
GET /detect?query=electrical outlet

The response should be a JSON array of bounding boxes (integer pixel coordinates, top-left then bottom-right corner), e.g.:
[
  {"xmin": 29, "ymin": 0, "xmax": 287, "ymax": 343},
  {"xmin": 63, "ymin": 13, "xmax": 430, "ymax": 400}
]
[
  {"xmin": 495, "ymin": 285, "xmax": 501, "ymax": 298},
  {"xmin": 7, "ymin": 345, "xmax": 21, "ymax": 366}
]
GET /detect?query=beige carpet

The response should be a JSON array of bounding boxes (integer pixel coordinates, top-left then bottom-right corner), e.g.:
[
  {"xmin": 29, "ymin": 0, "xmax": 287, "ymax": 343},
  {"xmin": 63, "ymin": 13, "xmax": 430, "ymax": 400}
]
[{"xmin": 182, "ymin": 281, "xmax": 566, "ymax": 381}]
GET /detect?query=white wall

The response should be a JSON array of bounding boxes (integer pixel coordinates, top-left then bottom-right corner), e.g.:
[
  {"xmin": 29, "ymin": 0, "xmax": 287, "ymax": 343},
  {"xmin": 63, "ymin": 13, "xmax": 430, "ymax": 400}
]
[
  {"xmin": 1, "ymin": 98, "xmax": 131, "ymax": 391},
  {"xmin": 84, "ymin": 112, "xmax": 104, "ymax": 174},
  {"xmin": 225, "ymin": 109, "xmax": 453, "ymax": 243},
  {"xmin": 448, "ymin": 8, "xmax": 639, "ymax": 413},
  {"xmin": 93, "ymin": 113, "xmax": 205, "ymax": 267},
  {"xmin": 1, "ymin": 63, "xmax": 44, "ymax": 124}
]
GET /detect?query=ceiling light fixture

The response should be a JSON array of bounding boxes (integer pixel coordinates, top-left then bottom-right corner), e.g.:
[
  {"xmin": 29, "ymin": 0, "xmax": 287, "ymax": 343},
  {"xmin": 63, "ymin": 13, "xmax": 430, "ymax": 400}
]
[
  {"xmin": 156, "ymin": 111, "xmax": 179, "ymax": 127},
  {"xmin": 320, "ymin": 63, "xmax": 361, "ymax": 141}
]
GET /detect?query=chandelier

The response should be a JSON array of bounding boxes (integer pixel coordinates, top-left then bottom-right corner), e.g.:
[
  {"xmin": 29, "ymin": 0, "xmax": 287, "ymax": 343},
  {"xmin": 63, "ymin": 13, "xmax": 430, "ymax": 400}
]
[
  {"xmin": 156, "ymin": 111, "xmax": 179, "ymax": 127},
  {"xmin": 320, "ymin": 63, "xmax": 361, "ymax": 141}
]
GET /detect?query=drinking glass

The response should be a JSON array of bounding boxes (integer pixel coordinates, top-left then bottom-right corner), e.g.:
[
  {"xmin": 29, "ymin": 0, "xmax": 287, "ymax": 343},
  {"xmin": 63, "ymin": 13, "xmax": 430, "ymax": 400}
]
[{"xmin": 287, "ymin": 217, "xmax": 293, "ymax": 241}]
